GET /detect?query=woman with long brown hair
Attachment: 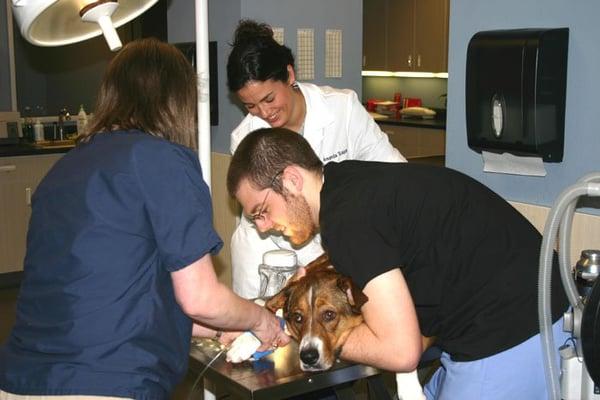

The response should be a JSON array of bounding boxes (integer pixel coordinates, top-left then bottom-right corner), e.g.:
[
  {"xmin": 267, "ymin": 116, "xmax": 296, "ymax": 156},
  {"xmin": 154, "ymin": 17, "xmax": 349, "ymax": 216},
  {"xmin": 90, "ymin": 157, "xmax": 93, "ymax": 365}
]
[{"xmin": 0, "ymin": 38, "xmax": 288, "ymax": 400}]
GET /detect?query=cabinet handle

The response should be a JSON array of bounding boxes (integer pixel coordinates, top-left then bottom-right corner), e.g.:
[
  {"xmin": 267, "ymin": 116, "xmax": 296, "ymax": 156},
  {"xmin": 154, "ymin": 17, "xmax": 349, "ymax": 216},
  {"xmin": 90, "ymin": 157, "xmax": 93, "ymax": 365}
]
[
  {"xmin": 0, "ymin": 165, "xmax": 16, "ymax": 172},
  {"xmin": 407, "ymin": 55, "xmax": 413, "ymax": 68},
  {"xmin": 417, "ymin": 54, "xmax": 422, "ymax": 68},
  {"xmin": 25, "ymin": 187, "xmax": 32, "ymax": 206}
]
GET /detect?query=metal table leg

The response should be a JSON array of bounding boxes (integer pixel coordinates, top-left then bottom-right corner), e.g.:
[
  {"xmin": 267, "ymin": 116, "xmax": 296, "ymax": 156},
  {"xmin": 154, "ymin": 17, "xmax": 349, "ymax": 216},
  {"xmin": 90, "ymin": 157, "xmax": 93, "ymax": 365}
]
[
  {"xmin": 334, "ymin": 382, "xmax": 357, "ymax": 400},
  {"xmin": 367, "ymin": 374, "xmax": 392, "ymax": 400}
]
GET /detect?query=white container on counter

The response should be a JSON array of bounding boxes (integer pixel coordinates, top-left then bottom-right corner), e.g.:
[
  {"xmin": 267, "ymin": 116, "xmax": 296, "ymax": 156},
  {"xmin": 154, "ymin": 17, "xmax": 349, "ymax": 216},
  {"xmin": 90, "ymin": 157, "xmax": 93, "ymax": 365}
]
[
  {"xmin": 77, "ymin": 104, "xmax": 88, "ymax": 135},
  {"xmin": 34, "ymin": 119, "xmax": 44, "ymax": 142}
]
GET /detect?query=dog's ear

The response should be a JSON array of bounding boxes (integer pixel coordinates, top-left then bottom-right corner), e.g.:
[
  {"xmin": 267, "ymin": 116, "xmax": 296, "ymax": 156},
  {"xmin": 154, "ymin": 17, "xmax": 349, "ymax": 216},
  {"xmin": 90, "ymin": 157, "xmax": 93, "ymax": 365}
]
[
  {"xmin": 304, "ymin": 253, "xmax": 334, "ymax": 274},
  {"xmin": 265, "ymin": 283, "xmax": 294, "ymax": 313},
  {"xmin": 337, "ymin": 276, "xmax": 369, "ymax": 314}
]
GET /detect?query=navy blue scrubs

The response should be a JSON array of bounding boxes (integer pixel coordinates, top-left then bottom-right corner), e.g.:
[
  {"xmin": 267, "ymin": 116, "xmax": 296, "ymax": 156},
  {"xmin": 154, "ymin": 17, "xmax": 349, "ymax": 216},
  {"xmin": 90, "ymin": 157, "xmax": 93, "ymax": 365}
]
[{"xmin": 0, "ymin": 131, "xmax": 222, "ymax": 399}]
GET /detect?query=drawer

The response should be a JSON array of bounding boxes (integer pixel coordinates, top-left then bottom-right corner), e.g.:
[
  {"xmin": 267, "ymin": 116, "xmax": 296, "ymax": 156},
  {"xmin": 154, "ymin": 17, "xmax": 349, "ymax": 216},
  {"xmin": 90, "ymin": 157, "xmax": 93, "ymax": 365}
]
[{"xmin": 382, "ymin": 125, "xmax": 446, "ymax": 159}]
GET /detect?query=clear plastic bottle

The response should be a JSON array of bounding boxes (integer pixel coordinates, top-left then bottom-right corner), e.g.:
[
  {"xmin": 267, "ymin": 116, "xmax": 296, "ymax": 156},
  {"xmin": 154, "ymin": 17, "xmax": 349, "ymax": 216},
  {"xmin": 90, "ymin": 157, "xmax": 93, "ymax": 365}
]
[
  {"xmin": 76, "ymin": 104, "xmax": 88, "ymax": 135},
  {"xmin": 258, "ymin": 249, "xmax": 298, "ymax": 299}
]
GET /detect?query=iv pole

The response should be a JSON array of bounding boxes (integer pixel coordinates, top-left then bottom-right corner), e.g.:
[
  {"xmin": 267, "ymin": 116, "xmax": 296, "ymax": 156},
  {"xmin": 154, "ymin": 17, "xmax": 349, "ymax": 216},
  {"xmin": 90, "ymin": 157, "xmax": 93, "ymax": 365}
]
[
  {"xmin": 193, "ymin": 2, "xmax": 217, "ymax": 398},
  {"xmin": 195, "ymin": 0, "xmax": 211, "ymax": 189}
]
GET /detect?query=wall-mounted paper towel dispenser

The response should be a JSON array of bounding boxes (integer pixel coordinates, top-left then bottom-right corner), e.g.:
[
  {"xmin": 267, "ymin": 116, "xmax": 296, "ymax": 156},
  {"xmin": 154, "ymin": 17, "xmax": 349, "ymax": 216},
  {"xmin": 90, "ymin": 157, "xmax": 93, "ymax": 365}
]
[{"xmin": 466, "ymin": 28, "xmax": 569, "ymax": 162}]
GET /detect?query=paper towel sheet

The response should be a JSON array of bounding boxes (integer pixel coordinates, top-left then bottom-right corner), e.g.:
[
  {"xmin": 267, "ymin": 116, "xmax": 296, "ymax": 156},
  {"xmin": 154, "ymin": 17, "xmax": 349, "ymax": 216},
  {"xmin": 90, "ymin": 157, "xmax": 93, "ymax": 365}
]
[{"xmin": 482, "ymin": 151, "xmax": 547, "ymax": 177}]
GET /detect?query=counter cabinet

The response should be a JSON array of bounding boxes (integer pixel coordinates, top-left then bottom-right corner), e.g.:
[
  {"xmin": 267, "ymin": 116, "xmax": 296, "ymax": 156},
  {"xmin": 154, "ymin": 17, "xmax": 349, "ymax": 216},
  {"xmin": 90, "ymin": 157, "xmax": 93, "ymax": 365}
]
[
  {"xmin": 0, "ymin": 154, "xmax": 63, "ymax": 274},
  {"xmin": 381, "ymin": 124, "xmax": 446, "ymax": 160}
]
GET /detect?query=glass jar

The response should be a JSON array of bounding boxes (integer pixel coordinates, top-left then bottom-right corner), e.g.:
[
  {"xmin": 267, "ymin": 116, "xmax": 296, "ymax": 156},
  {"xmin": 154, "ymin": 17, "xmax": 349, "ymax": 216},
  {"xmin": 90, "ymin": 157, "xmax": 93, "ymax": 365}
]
[{"xmin": 258, "ymin": 249, "xmax": 298, "ymax": 299}]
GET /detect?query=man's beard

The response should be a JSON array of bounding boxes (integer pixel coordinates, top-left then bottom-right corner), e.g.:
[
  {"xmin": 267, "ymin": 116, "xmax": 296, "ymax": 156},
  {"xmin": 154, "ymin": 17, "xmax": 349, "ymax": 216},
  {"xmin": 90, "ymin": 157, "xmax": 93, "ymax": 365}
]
[{"xmin": 284, "ymin": 193, "xmax": 318, "ymax": 247}]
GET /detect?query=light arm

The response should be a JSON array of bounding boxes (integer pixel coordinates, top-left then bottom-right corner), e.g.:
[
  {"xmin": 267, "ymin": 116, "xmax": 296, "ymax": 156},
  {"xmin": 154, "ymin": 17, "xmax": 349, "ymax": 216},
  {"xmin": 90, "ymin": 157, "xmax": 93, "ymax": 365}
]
[{"xmin": 340, "ymin": 268, "xmax": 422, "ymax": 371}]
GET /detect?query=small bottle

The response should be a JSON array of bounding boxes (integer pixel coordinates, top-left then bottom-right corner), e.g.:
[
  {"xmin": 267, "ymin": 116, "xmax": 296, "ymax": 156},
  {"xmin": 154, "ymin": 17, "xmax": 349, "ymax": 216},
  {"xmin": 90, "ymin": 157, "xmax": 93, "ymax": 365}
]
[
  {"xmin": 258, "ymin": 249, "xmax": 298, "ymax": 299},
  {"xmin": 34, "ymin": 119, "xmax": 44, "ymax": 142},
  {"xmin": 22, "ymin": 106, "xmax": 34, "ymax": 142},
  {"xmin": 77, "ymin": 104, "xmax": 88, "ymax": 135}
]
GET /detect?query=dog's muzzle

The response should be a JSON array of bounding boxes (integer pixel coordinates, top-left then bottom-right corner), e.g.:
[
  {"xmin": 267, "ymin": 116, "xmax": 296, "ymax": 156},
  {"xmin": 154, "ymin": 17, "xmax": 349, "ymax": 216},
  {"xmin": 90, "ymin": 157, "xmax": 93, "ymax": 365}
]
[
  {"xmin": 299, "ymin": 337, "xmax": 331, "ymax": 371},
  {"xmin": 300, "ymin": 347, "xmax": 320, "ymax": 367}
]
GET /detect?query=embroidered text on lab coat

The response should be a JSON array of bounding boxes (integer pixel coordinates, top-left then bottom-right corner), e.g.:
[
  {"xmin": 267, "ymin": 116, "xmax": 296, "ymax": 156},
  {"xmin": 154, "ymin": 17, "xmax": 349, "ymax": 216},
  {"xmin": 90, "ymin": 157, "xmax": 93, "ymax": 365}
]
[{"xmin": 322, "ymin": 149, "xmax": 348, "ymax": 162}]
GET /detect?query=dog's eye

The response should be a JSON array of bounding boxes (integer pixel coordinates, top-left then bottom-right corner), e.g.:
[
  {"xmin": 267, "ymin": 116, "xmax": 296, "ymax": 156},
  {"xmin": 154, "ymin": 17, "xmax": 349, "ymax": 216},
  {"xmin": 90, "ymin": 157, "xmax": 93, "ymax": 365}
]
[
  {"xmin": 322, "ymin": 310, "xmax": 337, "ymax": 322},
  {"xmin": 292, "ymin": 312, "xmax": 303, "ymax": 324}
]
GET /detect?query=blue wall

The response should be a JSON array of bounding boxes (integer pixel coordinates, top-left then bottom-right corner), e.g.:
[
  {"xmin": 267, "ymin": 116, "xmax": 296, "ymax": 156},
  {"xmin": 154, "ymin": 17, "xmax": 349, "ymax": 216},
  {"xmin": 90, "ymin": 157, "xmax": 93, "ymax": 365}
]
[
  {"xmin": 446, "ymin": 0, "xmax": 600, "ymax": 210},
  {"xmin": 167, "ymin": 0, "xmax": 363, "ymax": 154},
  {"xmin": 241, "ymin": 0, "xmax": 362, "ymax": 95}
]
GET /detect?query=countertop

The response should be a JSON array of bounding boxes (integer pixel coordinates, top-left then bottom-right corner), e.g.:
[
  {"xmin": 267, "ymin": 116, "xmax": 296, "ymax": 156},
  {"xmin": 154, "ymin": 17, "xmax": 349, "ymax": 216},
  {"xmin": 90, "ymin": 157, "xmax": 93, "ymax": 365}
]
[
  {"xmin": 0, "ymin": 141, "xmax": 75, "ymax": 157},
  {"xmin": 368, "ymin": 107, "xmax": 446, "ymax": 130},
  {"xmin": 376, "ymin": 116, "xmax": 446, "ymax": 130},
  {"xmin": 0, "ymin": 109, "xmax": 446, "ymax": 158}
]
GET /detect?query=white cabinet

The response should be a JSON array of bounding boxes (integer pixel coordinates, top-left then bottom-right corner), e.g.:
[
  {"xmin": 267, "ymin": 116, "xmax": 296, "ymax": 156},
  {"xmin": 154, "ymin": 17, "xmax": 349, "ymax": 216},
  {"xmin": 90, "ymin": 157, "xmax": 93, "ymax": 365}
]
[
  {"xmin": 0, "ymin": 154, "xmax": 62, "ymax": 273},
  {"xmin": 381, "ymin": 124, "xmax": 445, "ymax": 159}
]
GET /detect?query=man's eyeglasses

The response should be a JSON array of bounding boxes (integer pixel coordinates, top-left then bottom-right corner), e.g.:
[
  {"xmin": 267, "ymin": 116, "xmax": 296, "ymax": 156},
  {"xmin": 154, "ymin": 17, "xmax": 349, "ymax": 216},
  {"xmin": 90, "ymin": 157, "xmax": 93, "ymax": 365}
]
[{"xmin": 249, "ymin": 170, "xmax": 284, "ymax": 223}]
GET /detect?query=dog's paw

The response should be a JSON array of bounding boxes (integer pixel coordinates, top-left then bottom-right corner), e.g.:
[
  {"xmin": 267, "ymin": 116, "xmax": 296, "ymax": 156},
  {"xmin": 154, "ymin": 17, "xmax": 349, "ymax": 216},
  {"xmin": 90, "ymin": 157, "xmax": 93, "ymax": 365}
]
[
  {"xmin": 226, "ymin": 332, "xmax": 261, "ymax": 363},
  {"xmin": 395, "ymin": 370, "xmax": 426, "ymax": 400}
]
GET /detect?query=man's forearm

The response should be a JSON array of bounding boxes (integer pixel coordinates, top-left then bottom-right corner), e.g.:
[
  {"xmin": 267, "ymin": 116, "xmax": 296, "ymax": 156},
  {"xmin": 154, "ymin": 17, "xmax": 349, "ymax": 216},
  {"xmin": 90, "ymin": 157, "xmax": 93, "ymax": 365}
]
[{"xmin": 340, "ymin": 322, "xmax": 421, "ymax": 372}]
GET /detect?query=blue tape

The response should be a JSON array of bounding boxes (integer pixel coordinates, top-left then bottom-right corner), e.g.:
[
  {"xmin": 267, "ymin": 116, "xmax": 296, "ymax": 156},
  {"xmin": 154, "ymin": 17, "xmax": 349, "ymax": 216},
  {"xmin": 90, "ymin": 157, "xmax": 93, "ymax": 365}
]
[
  {"xmin": 251, "ymin": 349, "xmax": 274, "ymax": 360},
  {"xmin": 250, "ymin": 317, "xmax": 285, "ymax": 361}
]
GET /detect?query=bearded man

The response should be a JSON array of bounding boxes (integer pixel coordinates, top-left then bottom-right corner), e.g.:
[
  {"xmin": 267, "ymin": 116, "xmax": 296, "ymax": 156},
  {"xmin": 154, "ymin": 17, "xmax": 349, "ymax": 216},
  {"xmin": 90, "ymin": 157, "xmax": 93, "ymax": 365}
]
[{"xmin": 226, "ymin": 127, "xmax": 568, "ymax": 400}]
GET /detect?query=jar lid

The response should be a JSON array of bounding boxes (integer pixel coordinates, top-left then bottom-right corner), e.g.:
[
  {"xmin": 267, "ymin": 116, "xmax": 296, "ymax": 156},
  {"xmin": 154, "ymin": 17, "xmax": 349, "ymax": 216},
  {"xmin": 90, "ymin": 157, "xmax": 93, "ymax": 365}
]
[{"xmin": 262, "ymin": 249, "xmax": 297, "ymax": 267}]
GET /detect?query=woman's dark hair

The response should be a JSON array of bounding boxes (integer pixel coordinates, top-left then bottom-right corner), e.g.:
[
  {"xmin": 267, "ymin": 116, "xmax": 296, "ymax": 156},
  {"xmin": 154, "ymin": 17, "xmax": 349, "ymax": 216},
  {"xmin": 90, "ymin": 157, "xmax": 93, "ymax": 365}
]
[
  {"xmin": 227, "ymin": 127, "xmax": 323, "ymax": 197},
  {"xmin": 227, "ymin": 19, "xmax": 295, "ymax": 92},
  {"xmin": 80, "ymin": 38, "xmax": 198, "ymax": 150}
]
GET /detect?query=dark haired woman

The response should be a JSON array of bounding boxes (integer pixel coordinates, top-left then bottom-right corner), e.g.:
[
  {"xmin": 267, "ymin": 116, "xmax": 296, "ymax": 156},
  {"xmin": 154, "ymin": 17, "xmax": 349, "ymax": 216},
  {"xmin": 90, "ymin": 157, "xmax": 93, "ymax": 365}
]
[
  {"xmin": 0, "ymin": 38, "xmax": 288, "ymax": 400},
  {"xmin": 226, "ymin": 19, "xmax": 407, "ymax": 300}
]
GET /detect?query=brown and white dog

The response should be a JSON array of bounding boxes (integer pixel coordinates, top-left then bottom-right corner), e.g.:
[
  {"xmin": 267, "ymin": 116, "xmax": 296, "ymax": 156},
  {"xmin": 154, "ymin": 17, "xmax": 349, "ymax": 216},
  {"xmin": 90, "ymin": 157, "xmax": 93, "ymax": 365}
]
[
  {"xmin": 265, "ymin": 253, "xmax": 367, "ymax": 371},
  {"xmin": 265, "ymin": 253, "xmax": 428, "ymax": 400}
]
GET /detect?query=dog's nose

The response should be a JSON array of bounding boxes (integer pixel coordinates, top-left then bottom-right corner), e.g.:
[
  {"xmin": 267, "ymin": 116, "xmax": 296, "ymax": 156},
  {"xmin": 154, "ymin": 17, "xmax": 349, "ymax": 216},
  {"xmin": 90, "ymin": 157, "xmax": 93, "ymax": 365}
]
[{"xmin": 300, "ymin": 348, "xmax": 320, "ymax": 366}]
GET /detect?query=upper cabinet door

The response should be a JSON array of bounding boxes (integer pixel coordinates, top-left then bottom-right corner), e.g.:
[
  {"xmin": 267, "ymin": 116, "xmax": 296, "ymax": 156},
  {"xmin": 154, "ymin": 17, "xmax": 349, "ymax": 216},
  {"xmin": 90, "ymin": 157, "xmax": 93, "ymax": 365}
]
[
  {"xmin": 387, "ymin": 0, "xmax": 415, "ymax": 71},
  {"xmin": 363, "ymin": 0, "xmax": 449, "ymax": 73},
  {"xmin": 414, "ymin": 0, "xmax": 449, "ymax": 72},
  {"xmin": 363, "ymin": 0, "xmax": 388, "ymax": 70}
]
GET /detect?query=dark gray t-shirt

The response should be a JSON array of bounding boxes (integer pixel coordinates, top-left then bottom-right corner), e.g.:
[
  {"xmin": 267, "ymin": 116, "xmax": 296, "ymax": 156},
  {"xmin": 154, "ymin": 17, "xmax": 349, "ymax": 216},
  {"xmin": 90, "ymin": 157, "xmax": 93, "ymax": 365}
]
[{"xmin": 320, "ymin": 160, "xmax": 567, "ymax": 361}]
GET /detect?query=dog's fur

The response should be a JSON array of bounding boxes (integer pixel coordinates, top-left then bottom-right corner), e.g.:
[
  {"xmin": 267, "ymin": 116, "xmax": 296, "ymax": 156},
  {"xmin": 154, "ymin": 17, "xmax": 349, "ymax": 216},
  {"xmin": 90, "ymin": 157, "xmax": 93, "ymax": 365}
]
[
  {"xmin": 265, "ymin": 253, "xmax": 367, "ymax": 371},
  {"xmin": 266, "ymin": 253, "xmax": 428, "ymax": 400}
]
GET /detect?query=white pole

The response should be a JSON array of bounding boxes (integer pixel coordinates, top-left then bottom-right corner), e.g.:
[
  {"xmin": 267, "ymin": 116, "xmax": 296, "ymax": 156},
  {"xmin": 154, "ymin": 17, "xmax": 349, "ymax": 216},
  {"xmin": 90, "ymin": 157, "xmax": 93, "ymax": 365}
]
[
  {"xmin": 195, "ymin": 12, "xmax": 216, "ymax": 400},
  {"xmin": 195, "ymin": 0, "xmax": 211, "ymax": 190}
]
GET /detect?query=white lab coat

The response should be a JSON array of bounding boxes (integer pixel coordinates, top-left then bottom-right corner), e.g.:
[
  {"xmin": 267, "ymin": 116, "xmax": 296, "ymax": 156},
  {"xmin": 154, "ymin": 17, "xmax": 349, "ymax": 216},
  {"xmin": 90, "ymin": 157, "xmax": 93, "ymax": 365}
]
[{"xmin": 230, "ymin": 82, "xmax": 406, "ymax": 298}]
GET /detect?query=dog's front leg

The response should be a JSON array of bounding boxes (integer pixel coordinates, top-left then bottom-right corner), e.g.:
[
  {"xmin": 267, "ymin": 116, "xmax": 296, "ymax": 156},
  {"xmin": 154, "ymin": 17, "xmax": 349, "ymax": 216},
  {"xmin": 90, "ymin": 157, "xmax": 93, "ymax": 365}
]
[{"xmin": 395, "ymin": 370, "xmax": 425, "ymax": 400}]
